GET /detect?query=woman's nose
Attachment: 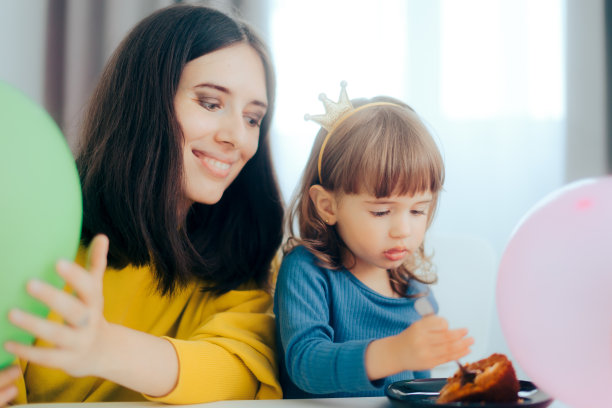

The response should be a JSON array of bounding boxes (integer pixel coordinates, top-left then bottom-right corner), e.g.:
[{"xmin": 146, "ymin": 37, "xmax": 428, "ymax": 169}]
[{"xmin": 215, "ymin": 111, "xmax": 245, "ymax": 148}]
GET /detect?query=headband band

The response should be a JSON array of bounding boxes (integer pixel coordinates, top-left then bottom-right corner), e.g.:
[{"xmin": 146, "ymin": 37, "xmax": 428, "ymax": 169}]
[{"xmin": 304, "ymin": 82, "xmax": 401, "ymax": 184}]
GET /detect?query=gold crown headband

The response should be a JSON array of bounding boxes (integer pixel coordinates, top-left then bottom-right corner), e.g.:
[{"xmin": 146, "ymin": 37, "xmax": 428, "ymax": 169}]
[{"xmin": 304, "ymin": 81, "xmax": 400, "ymax": 184}]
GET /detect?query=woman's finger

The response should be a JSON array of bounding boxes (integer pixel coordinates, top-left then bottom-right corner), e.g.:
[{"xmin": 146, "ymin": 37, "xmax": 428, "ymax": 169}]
[
  {"xmin": 0, "ymin": 365, "xmax": 20, "ymax": 387},
  {"xmin": 0, "ymin": 384, "xmax": 18, "ymax": 406},
  {"xmin": 86, "ymin": 235, "xmax": 109, "ymax": 282},
  {"xmin": 49, "ymin": 235, "xmax": 109, "ymax": 317},
  {"xmin": 25, "ymin": 279, "xmax": 88, "ymax": 328},
  {"xmin": 55, "ymin": 260, "xmax": 97, "ymax": 308},
  {"xmin": 4, "ymin": 341, "xmax": 73, "ymax": 370},
  {"xmin": 0, "ymin": 365, "xmax": 20, "ymax": 405},
  {"xmin": 8, "ymin": 309, "xmax": 78, "ymax": 349}
]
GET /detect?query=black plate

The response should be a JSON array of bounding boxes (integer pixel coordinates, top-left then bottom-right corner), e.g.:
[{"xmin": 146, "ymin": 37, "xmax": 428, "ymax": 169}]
[{"xmin": 386, "ymin": 378, "xmax": 553, "ymax": 408}]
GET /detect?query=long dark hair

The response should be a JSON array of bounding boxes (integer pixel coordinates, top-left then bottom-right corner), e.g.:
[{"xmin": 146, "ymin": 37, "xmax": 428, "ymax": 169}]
[
  {"xmin": 286, "ymin": 97, "xmax": 444, "ymax": 297},
  {"xmin": 76, "ymin": 4, "xmax": 283, "ymax": 295}
]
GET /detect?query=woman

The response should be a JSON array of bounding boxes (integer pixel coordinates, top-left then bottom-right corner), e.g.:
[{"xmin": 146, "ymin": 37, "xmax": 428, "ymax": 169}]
[{"xmin": 0, "ymin": 4, "xmax": 283, "ymax": 405}]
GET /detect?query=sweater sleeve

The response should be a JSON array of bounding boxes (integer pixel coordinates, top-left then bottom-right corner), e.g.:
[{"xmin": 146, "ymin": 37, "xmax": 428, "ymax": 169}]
[
  {"xmin": 145, "ymin": 288, "xmax": 282, "ymax": 404},
  {"xmin": 275, "ymin": 249, "xmax": 380, "ymax": 395}
]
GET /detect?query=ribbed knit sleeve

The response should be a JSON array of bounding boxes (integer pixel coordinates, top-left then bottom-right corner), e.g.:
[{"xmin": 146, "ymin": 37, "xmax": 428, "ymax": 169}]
[{"xmin": 275, "ymin": 248, "xmax": 379, "ymax": 395}]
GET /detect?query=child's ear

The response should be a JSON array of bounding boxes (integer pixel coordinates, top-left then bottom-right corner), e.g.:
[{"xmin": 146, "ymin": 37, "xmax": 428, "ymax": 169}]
[{"xmin": 308, "ymin": 185, "xmax": 338, "ymax": 225}]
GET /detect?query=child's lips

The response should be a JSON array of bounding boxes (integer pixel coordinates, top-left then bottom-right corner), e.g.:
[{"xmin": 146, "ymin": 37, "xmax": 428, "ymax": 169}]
[{"xmin": 384, "ymin": 247, "xmax": 408, "ymax": 261}]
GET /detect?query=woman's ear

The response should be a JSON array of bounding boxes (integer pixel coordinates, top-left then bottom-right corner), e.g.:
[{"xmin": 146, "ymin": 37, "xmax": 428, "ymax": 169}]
[{"xmin": 308, "ymin": 185, "xmax": 338, "ymax": 225}]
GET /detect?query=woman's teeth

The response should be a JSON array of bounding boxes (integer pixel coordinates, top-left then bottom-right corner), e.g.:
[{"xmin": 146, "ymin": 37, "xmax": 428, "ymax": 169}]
[{"xmin": 203, "ymin": 157, "xmax": 230, "ymax": 170}]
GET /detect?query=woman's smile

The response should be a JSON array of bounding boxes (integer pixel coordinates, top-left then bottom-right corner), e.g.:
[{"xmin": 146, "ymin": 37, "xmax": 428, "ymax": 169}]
[{"xmin": 192, "ymin": 149, "xmax": 233, "ymax": 178}]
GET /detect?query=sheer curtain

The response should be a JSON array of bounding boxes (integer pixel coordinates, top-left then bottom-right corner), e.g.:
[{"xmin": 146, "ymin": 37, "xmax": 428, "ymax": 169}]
[
  {"xmin": 270, "ymin": 0, "xmax": 569, "ymax": 259},
  {"xmin": 26, "ymin": 0, "xmax": 271, "ymax": 152},
  {"xmin": 269, "ymin": 0, "xmax": 607, "ymax": 380}
]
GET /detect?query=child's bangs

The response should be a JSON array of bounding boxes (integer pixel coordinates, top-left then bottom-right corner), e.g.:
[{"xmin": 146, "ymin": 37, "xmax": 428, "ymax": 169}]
[{"xmin": 330, "ymin": 106, "xmax": 444, "ymax": 198}]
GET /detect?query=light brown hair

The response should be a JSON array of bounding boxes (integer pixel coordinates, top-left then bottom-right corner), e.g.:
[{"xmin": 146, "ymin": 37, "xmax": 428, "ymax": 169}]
[{"xmin": 286, "ymin": 96, "xmax": 444, "ymax": 296}]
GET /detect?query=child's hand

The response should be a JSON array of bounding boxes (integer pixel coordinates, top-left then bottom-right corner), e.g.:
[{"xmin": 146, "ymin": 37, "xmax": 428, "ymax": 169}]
[
  {"xmin": 4, "ymin": 235, "xmax": 111, "ymax": 378},
  {"xmin": 365, "ymin": 315, "xmax": 473, "ymax": 380},
  {"xmin": 394, "ymin": 315, "xmax": 473, "ymax": 371},
  {"xmin": 0, "ymin": 365, "xmax": 20, "ymax": 406}
]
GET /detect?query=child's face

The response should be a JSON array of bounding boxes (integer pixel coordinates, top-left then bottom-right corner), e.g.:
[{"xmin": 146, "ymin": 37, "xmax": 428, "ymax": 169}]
[
  {"xmin": 175, "ymin": 43, "xmax": 268, "ymax": 206},
  {"xmin": 334, "ymin": 191, "xmax": 432, "ymax": 276}
]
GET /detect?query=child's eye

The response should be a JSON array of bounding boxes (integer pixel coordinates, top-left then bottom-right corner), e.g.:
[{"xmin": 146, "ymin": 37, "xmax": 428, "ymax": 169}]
[
  {"xmin": 411, "ymin": 210, "xmax": 427, "ymax": 216},
  {"xmin": 371, "ymin": 210, "xmax": 390, "ymax": 217}
]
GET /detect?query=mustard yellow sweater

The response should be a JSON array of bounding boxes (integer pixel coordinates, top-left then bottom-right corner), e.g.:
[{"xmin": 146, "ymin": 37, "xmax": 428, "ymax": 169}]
[{"xmin": 13, "ymin": 255, "xmax": 282, "ymax": 404}]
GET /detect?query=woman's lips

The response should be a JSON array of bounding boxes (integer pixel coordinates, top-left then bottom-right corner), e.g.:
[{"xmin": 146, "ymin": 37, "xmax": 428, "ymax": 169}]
[
  {"xmin": 193, "ymin": 150, "xmax": 233, "ymax": 178},
  {"xmin": 384, "ymin": 248, "xmax": 408, "ymax": 261}
]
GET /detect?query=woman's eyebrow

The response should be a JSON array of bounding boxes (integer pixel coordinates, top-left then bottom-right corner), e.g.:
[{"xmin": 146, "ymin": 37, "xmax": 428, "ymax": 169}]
[{"xmin": 194, "ymin": 82, "xmax": 267, "ymax": 109}]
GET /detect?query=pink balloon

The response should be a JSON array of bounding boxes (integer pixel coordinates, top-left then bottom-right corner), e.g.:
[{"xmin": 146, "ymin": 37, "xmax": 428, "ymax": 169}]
[{"xmin": 497, "ymin": 177, "xmax": 612, "ymax": 408}]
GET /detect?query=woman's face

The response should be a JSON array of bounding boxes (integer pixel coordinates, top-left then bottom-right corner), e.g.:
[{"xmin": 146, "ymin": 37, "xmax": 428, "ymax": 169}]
[{"xmin": 175, "ymin": 42, "xmax": 267, "ymax": 206}]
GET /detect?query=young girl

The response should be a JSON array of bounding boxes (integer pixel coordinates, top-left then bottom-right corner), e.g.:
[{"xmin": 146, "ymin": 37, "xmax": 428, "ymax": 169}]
[
  {"xmin": 0, "ymin": 5, "xmax": 283, "ymax": 405},
  {"xmin": 274, "ymin": 82, "xmax": 473, "ymax": 398}
]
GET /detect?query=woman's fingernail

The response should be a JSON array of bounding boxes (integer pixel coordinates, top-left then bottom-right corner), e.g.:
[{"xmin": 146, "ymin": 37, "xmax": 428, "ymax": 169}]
[
  {"xmin": 27, "ymin": 279, "xmax": 43, "ymax": 294},
  {"xmin": 57, "ymin": 259, "xmax": 70, "ymax": 271},
  {"xmin": 8, "ymin": 309, "xmax": 24, "ymax": 323}
]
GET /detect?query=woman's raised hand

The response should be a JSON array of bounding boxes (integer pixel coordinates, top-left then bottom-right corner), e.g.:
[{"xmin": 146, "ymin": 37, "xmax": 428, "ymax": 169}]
[{"xmin": 4, "ymin": 235, "xmax": 111, "ymax": 378}]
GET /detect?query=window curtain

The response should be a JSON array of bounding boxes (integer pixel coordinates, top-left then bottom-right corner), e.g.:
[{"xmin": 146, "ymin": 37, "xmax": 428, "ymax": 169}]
[
  {"xmin": 269, "ymin": 0, "xmax": 608, "ymax": 257},
  {"xmin": 43, "ymin": 0, "xmax": 271, "ymax": 151}
]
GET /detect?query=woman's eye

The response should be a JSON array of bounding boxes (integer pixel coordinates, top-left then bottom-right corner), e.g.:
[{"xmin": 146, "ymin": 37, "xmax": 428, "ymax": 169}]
[
  {"xmin": 199, "ymin": 99, "xmax": 221, "ymax": 111},
  {"xmin": 371, "ymin": 210, "xmax": 390, "ymax": 217},
  {"xmin": 411, "ymin": 210, "xmax": 427, "ymax": 216},
  {"xmin": 245, "ymin": 115, "xmax": 262, "ymax": 128}
]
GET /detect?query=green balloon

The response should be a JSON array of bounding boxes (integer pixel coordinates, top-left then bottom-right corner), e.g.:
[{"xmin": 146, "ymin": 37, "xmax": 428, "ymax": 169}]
[{"xmin": 0, "ymin": 82, "xmax": 82, "ymax": 368}]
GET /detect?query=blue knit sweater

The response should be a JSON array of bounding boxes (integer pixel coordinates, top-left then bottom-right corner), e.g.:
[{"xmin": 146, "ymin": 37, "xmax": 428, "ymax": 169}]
[{"xmin": 274, "ymin": 245, "xmax": 438, "ymax": 398}]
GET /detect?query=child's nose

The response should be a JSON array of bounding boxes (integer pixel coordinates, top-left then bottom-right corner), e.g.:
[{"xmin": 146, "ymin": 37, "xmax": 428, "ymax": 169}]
[{"xmin": 389, "ymin": 214, "xmax": 411, "ymax": 238}]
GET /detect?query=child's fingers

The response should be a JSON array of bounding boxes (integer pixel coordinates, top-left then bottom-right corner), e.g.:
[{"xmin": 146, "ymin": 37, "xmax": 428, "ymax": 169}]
[
  {"xmin": 449, "ymin": 346, "xmax": 472, "ymax": 361},
  {"xmin": 7, "ymin": 309, "xmax": 78, "ymax": 350},
  {"xmin": 25, "ymin": 279, "xmax": 88, "ymax": 328},
  {"xmin": 428, "ymin": 328, "xmax": 470, "ymax": 345},
  {"xmin": 431, "ymin": 336, "xmax": 474, "ymax": 362},
  {"xmin": 419, "ymin": 315, "xmax": 449, "ymax": 330}
]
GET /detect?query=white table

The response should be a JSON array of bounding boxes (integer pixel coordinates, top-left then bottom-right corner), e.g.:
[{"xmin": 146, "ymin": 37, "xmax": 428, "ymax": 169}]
[{"xmin": 12, "ymin": 396, "xmax": 572, "ymax": 407}]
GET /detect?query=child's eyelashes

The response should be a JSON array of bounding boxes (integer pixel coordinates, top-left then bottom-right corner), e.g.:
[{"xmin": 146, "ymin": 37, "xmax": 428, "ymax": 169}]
[
  {"xmin": 370, "ymin": 210, "xmax": 390, "ymax": 217},
  {"xmin": 369, "ymin": 209, "xmax": 427, "ymax": 217}
]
